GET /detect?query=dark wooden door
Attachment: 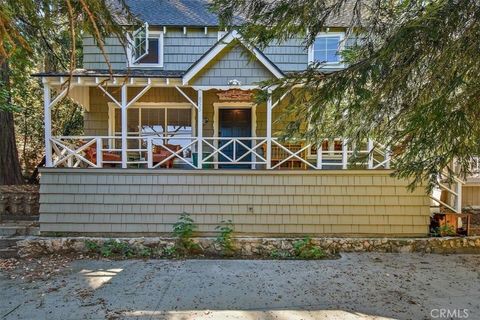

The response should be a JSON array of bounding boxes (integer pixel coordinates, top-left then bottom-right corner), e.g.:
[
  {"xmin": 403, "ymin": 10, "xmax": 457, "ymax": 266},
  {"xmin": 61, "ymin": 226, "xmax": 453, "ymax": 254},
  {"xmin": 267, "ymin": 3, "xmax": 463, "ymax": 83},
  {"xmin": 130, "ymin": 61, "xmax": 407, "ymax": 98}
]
[{"xmin": 219, "ymin": 109, "xmax": 252, "ymax": 168}]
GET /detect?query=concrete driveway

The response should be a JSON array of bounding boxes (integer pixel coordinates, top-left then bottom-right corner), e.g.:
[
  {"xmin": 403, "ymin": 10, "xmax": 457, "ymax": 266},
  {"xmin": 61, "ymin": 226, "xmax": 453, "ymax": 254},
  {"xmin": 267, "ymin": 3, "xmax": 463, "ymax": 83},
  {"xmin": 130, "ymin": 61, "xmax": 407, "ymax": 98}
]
[{"xmin": 1, "ymin": 253, "xmax": 479, "ymax": 320}]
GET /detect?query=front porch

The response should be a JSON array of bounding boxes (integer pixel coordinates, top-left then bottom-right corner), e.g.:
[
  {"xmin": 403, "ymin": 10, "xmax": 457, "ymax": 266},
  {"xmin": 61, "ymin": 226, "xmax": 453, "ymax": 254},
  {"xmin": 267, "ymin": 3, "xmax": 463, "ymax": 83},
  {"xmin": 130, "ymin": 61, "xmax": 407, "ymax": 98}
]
[{"xmin": 42, "ymin": 74, "xmax": 391, "ymax": 171}]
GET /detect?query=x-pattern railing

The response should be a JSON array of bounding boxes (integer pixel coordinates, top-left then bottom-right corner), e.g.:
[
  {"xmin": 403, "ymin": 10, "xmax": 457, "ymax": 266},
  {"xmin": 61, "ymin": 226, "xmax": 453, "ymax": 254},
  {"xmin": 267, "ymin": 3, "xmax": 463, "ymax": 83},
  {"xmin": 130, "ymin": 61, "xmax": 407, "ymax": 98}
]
[
  {"xmin": 51, "ymin": 137, "xmax": 98, "ymax": 168},
  {"xmin": 202, "ymin": 137, "xmax": 268, "ymax": 165},
  {"xmin": 49, "ymin": 136, "xmax": 393, "ymax": 171}
]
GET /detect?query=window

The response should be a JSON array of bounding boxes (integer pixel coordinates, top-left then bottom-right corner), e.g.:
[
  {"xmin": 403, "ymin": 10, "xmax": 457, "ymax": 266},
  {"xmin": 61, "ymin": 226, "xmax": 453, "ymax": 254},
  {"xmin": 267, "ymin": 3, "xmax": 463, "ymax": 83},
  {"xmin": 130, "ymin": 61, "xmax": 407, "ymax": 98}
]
[
  {"xmin": 129, "ymin": 24, "xmax": 164, "ymax": 67},
  {"xmin": 114, "ymin": 106, "xmax": 193, "ymax": 156},
  {"xmin": 309, "ymin": 32, "xmax": 344, "ymax": 66}
]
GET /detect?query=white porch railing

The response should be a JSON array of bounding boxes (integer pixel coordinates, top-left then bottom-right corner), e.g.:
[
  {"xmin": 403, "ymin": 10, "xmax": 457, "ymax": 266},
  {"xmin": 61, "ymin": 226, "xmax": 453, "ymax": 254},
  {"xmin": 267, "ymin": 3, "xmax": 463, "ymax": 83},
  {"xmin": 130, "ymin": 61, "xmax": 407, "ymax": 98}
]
[
  {"xmin": 49, "ymin": 136, "xmax": 392, "ymax": 170},
  {"xmin": 429, "ymin": 167, "xmax": 465, "ymax": 214}
]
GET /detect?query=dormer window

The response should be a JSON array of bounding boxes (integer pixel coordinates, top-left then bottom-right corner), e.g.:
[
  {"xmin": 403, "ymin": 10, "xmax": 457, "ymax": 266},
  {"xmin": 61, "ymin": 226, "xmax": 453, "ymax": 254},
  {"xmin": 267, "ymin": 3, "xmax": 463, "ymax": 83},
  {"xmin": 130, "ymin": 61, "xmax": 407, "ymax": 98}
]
[
  {"xmin": 129, "ymin": 23, "xmax": 164, "ymax": 67},
  {"xmin": 308, "ymin": 32, "xmax": 345, "ymax": 67}
]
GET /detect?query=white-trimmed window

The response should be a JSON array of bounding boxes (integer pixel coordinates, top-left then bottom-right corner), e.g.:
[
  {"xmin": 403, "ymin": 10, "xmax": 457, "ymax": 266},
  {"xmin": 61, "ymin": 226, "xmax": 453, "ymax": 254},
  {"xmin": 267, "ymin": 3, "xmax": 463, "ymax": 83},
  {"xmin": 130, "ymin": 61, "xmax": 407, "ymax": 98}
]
[
  {"xmin": 111, "ymin": 104, "xmax": 194, "ymax": 156},
  {"xmin": 308, "ymin": 32, "xmax": 345, "ymax": 67},
  {"xmin": 128, "ymin": 24, "xmax": 164, "ymax": 67}
]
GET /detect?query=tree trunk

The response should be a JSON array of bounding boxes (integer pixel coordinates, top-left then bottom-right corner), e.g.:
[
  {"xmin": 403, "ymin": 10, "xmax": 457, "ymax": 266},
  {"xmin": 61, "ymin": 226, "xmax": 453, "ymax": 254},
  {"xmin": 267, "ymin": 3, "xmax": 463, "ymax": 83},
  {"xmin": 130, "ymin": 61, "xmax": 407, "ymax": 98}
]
[{"xmin": 0, "ymin": 61, "xmax": 24, "ymax": 185}]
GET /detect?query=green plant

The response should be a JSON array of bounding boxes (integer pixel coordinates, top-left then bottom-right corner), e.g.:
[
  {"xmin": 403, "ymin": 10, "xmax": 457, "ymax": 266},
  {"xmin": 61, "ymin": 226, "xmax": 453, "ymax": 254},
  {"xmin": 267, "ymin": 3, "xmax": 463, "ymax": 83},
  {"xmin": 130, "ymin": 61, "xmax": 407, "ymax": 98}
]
[
  {"xmin": 85, "ymin": 240, "xmax": 100, "ymax": 253},
  {"xmin": 137, "ymin": 247, "xmax": 152, "ymax": 258},
  {"xmin": 85, "ymin": 239, "xmax": 135, "ymax": 258},
  {"xmin": 215, "ymin": 220, "xmax": 235, "ymax": 256},
  {"xmin": 172, "ymin": 213, "xmax": 200, "ymax": 255},
  {"xmin": 270, "ymin": 249, "xmax": 292, "ymax": 259},
  {"xmin": 293, "ymin": 236, "xmax": 326, "ymax": 259},
  {"xmin": 163, "ymin": 246, "xmax": 177, "ymax": 258},
  {"xmin": 434, "ymin": 225, "xmax": 457, "ymax": 237}
]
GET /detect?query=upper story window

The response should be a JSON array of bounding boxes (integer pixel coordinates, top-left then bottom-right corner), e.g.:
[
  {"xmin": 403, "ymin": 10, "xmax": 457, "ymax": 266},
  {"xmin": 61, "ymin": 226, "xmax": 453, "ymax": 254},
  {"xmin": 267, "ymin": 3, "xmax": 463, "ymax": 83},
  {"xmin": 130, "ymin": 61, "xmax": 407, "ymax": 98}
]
[
  {"xmin": 308, "ymin": 32, "xmax": 345, "ymax": 67},
  {"xmin": 129, "ymin": 23, "xmax": 164, "ymax": 67}
]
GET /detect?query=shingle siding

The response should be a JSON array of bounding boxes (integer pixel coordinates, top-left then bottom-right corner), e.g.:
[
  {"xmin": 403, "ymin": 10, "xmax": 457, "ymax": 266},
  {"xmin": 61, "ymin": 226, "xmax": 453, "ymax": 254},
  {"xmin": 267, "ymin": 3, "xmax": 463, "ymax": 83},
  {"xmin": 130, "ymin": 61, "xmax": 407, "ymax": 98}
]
[
  {"xmin": 39, "ymin": 169, "xmax": 430, "ymax": 237},
  {"xmin": 263, "ymin": 37, "xmax": 308, "ymax": 72},
  {"xmin": 163, "ymin": 29, "xmax": 218, "ymax": 71},
  {"xmin": 192, "ymin": 43, "xmax": 275, "ymax": 86},
  {"xmin": 82, "ymin": 30, "xmax": 310, "ymax": 73}
]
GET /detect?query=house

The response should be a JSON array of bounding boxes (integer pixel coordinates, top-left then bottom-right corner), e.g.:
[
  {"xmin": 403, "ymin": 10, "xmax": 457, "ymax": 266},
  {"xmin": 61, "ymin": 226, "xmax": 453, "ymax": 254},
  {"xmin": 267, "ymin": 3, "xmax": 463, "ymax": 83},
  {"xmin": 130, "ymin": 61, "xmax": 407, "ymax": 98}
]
[{"xmin": 35, "ymin": 0, "xmax": 454, "ymax": 237}]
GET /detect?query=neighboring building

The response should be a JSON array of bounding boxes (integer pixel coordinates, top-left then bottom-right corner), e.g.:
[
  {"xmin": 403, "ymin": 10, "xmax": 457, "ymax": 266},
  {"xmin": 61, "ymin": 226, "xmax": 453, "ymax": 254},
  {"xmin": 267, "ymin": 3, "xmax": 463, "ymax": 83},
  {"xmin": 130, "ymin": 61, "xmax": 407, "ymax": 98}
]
[{"xmin": 35, "ymin": 0, "xmax": 447, "ymax": 237}]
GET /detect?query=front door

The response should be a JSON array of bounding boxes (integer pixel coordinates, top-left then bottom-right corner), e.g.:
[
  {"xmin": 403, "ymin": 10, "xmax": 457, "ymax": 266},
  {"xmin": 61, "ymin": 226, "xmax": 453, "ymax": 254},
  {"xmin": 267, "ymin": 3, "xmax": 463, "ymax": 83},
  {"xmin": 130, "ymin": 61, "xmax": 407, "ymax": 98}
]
[{"xmin": 219, "ymin": 109, "xmax": 252, "ymax": 168}]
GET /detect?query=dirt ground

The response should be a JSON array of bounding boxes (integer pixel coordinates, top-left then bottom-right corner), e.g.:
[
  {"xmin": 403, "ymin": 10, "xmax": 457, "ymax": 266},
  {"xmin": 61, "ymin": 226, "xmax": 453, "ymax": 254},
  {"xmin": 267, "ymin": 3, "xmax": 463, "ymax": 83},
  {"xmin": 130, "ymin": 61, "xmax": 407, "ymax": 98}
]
[{"xmin": 1, "ymin": 253, "xmax": 479, "ymax": 320}]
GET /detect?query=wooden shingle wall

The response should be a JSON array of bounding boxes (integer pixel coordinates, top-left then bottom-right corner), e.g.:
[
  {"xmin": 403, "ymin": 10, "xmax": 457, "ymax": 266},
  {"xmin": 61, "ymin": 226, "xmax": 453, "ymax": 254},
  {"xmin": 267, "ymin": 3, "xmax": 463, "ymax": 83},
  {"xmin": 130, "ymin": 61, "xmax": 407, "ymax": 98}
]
[
  {"xmin": 463, "ymin": 184, "xmax": 480, "ymax": 208},
  {"xmin": 39, "ymin": 169, "xmax": 430, "ymax": 237}
]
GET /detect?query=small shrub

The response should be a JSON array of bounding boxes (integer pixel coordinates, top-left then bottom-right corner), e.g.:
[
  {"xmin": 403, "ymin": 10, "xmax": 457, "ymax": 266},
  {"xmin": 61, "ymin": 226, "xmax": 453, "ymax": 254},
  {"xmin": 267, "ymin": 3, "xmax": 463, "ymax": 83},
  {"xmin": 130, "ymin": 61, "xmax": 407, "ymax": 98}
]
[
  {"xmin": 163, "ymin": 246, "xmax": 177, "ymax": 258},
  {"xmin": 433, "ymin": 224, "xmax": 457, "ymax": 237},
  {"xmin": 172, "ymin": 213, "xmax": 200, "ymax": 255},
  {"xmin": 138, "ymin": 247, "xmax": 153, "ymax": 258},
  {"xmin": 84, "ymin": 239, "xmax": 134, "ymax": 258},
  {"xmin": 85, "ymin": 240, "xmax": 100, "ymax": 253},
  {"xmin": 293, "ymin": 236, "xmax": 326, "ymax": 259},
  {"xmin": 215, "ymin": 220, "xmax": 235, "ymax": 256},
  {"xmin": 270, "ymin": 249, "xmax": 292, "ymax": 259},
  {"xmin": 101, "ymin": 240, "xmax": 134, "ymax": 258}
]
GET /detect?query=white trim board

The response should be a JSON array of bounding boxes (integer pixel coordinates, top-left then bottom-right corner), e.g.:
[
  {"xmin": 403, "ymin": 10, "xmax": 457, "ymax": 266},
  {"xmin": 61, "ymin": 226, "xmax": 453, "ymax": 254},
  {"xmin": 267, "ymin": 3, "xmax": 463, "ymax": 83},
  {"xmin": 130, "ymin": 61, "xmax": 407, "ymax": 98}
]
[{"xmin": 183, "ymin": 30, "xmax": 284, "ymax": 85}]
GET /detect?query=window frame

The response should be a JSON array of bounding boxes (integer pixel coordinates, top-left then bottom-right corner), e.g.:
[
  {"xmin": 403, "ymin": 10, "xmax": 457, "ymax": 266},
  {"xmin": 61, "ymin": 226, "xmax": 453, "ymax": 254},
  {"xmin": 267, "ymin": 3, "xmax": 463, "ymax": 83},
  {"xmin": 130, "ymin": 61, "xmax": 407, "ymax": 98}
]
[
  {"xmin": 308, "ymin": 32, "xmax": 345, "ymax": 68},
  {"xmin": 127, "ymin": 29, "xmax": 164, "ymax": 68}
]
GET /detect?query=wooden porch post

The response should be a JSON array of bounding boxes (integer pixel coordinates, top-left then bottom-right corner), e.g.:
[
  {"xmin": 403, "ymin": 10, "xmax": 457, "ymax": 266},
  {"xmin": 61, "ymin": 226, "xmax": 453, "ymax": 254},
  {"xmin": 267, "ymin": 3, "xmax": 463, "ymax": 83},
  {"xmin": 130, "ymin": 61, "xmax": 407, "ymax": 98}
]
[
  {"xmin": 43, "ymin": 83, "xmax": 52, "ymax": 167},
  {"xmin": 197, "ymin": 90, "xmax": 203, "ymax": 169},
  {"xmin": 266, "ymin": 89, "xmax": 272, "ymax": 169},
  {"xmin": 121, "ymin": 84, "xmax": 128, "ymax": 168}
]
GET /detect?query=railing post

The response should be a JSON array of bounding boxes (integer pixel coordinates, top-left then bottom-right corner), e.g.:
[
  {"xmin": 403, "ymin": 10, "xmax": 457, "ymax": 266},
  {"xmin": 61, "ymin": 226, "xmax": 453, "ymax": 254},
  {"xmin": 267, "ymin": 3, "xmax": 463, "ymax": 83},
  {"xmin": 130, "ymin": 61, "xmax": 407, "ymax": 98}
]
[
  {"xmin": 197, "ymin": 90, "xmax": 203, "ymax": 169},
  {"xmin": 367, "ymin": 138, "xmax": 374, "ymax": 169},
  {"xmin": 266, "ymin": 89, "xmax": 272, "ymax": 169},
  {"xmin": 147, "ymin": 137, "xmax": 153, "ymax": 169},
  {"xmin": 43, "ymin": 83, "xmax": 53, "ymax": 167},
  {"xmin": 96, "ymin": 138, "xmax": 103, "ymax": 168},
  {"xmin": 385, "ymin": 146, "xmax": 391, "ymax": 169},
  {"xmin": 316, "ymin": 142, "xmax": 322, "ymax": 169},
  {"xmin": 121, "ymin": 84, "xmax": 128, "ymax": 169},
  {"xmin": 342, "ymin": 138, "xmax": 348, "ymax": 169},
  {"xmin": 456, "ymin": 179, "xmax": 462, "ymax": 213}
]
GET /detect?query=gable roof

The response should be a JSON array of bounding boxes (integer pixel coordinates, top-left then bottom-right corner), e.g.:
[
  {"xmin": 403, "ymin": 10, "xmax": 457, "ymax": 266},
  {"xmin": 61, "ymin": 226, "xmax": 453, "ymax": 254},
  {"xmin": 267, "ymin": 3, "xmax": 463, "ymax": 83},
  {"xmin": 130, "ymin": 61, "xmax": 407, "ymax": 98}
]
[
  {"xmin": 182, "ymin": 30, "xmax": 284, "ymax": 85},
  {"xmin": 123, "ymin": 0, "xmax": 241, "ymax": 27}
]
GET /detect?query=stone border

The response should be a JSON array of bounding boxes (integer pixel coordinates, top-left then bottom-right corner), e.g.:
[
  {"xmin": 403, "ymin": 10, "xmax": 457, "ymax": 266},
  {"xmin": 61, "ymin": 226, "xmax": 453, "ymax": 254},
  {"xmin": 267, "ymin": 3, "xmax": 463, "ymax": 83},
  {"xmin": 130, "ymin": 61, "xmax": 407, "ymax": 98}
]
[{"xmin": 15, "ymin": 236, "xmax": 480, "ymax": 258}]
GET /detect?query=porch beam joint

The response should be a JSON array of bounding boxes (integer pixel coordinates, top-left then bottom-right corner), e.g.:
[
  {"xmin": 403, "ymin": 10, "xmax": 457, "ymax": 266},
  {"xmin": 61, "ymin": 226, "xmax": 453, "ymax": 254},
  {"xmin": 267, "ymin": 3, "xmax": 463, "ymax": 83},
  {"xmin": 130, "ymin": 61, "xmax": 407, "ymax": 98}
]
[{"xmin": 175, "ymin": 86, "xmax": 198, "ymax": 109}]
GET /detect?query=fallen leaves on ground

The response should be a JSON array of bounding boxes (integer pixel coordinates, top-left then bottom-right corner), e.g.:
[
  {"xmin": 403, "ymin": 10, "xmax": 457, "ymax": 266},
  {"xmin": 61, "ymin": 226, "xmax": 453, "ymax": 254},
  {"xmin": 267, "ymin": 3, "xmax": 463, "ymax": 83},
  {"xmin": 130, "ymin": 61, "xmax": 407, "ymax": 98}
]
[{"xmin": 0, "ymin": 254, "xmax": 85, "ymax": 282}]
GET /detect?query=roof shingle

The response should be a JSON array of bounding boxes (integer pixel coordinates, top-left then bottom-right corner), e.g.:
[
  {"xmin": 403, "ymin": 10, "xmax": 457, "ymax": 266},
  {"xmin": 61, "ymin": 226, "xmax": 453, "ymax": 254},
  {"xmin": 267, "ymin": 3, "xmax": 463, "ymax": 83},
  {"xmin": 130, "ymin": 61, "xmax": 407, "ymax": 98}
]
[{"xmin": 124, "ymin": 0, "xmax": 224, "ymax": 27}]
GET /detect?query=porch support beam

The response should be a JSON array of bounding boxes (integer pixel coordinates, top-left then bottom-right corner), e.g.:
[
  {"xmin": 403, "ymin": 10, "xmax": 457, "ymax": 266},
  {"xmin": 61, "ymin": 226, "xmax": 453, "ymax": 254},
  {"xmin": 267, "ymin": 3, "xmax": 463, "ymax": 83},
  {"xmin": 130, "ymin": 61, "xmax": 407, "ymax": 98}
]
[
  {"xmin": 121, "ymin": 84, "xmax": 128, "ymax": 168},
  {"xmin": 197, "ymin": 90, "xmax": 203, "ymax": 169},
  {"xmin": 44, "ymin": 84, "xmax": 53, "ymax": 167},
  {"xmin": 266, "ymin": 88, "xmax": 273, "ymax": 169},
  {"xmin": 49, "ymin": 87, "xmax": 69, "ymax": 108},
  {"xmin": 98, "ymin": 85, "xmax": 121, "ymax": 107},
  {"xmin": 126, "ymin": 79, "xmax": 152, "ymax": 108},
  {"xmin": 175, "ymin": 86, "xmax": 198, "ymax": 109},
  {"xmin": 43, "ymin": 83, "xmax": 70, "ymax": 167},
  {"xmin": 271, "ymin": 89, "xmax": 291, "ymax": 110}
]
